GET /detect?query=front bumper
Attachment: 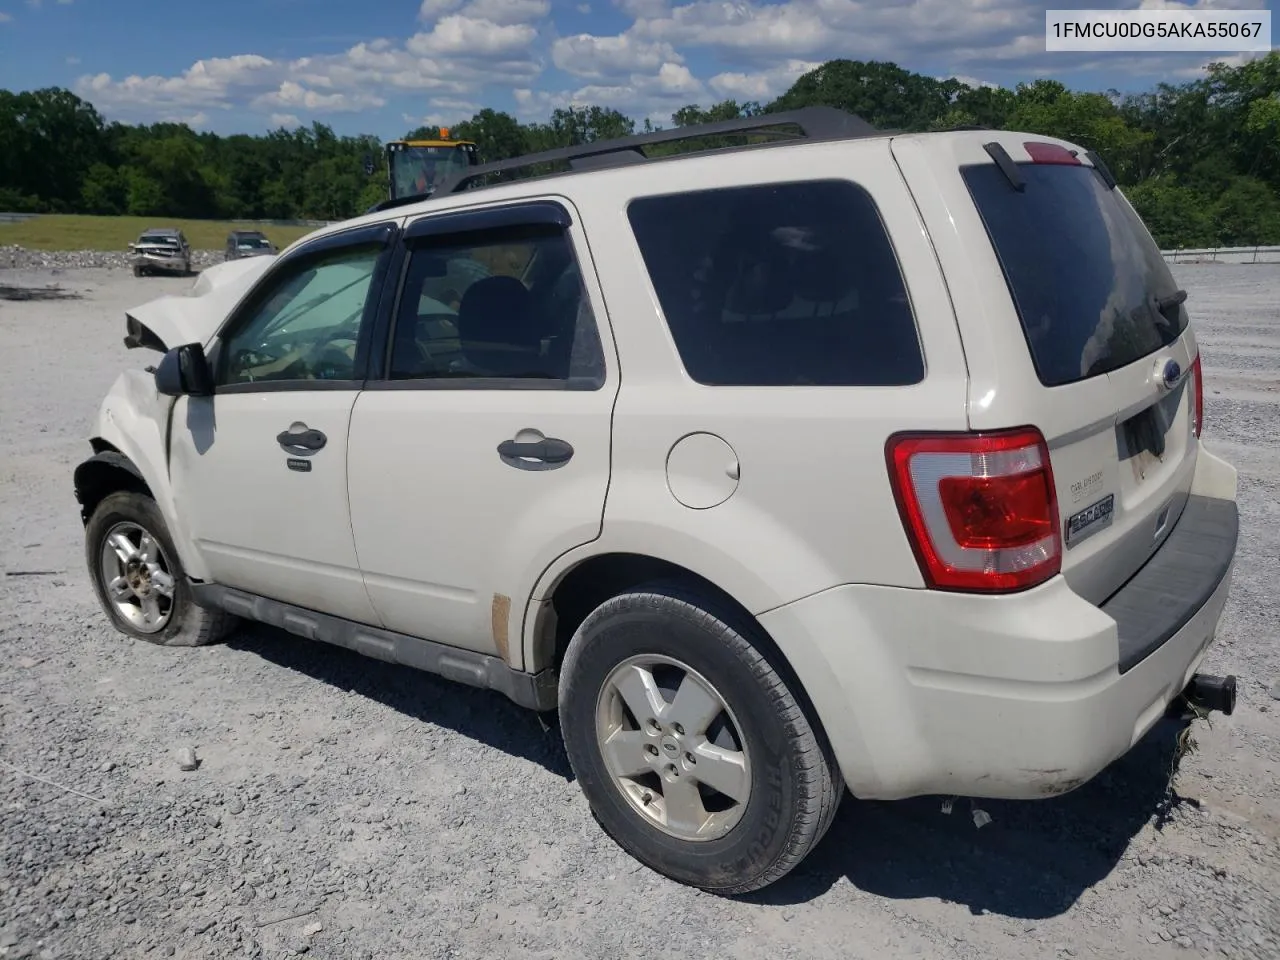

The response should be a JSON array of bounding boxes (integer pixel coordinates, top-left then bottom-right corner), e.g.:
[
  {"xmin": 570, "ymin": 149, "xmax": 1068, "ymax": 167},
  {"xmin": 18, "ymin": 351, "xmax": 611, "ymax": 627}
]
[
  {"xmin": 134, "ymin": 254, "xmax": 187, "ymax": 272},
  {"xmin": 759, "ymin": 451, "xmax": 1239, "ymax": 801}
]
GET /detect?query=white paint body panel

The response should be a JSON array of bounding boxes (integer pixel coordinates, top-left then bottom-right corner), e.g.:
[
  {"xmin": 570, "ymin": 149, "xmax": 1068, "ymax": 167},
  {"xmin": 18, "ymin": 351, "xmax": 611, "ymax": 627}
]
[
  {"xmin": 346, "ymin": 207, "xmax": 620, "ymax": 660},
  {"xmin": 127, "ymin": 255, "xmax": 274, "ymax": 351},
  {"xmin": 520, "ymin": 139, "xmax": 969, "ymax": 621},
  {"xmin": 169, "ymin": 391, "xmax": 379, "ymax": 623}
]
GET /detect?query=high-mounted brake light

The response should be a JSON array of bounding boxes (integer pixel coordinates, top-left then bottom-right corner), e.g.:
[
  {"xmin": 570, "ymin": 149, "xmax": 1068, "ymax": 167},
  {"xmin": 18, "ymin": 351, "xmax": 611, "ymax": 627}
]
[
  {"xmin": 1191, "ymin": 353, "xmax": 1204, "ymax": 438},
  {"xmin": 887, "ymin": 428, "xmax": 1062, "ymax": 593},
  {"xmin": 1023, "ymin": 141, "xmax": 1081, "ymax": 166}
]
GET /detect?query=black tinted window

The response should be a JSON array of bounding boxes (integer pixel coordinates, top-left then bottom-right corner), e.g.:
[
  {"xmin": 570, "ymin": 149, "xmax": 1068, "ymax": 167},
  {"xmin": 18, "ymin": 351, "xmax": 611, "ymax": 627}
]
[
  {"xmin": 627, "ymin": 180, "xmax": 922, "ymax": 387},
  {"xmin": 388, "ymin": 223, "xmax": 604, "ymax": 385},
  {"xmin": 963, "ymin": 163, "xmax": 1189, "ymax": 387}
]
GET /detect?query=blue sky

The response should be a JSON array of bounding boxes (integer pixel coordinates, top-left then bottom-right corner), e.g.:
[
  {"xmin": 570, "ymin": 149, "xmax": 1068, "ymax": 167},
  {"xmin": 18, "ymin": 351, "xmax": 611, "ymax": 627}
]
[{"xmin": 0, "ymin": 0, "xmax": 1271, "ymax": 138}]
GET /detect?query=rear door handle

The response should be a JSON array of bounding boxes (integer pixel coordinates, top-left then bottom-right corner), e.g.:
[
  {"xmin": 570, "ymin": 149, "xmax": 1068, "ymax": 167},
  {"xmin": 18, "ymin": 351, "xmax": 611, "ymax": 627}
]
[
  {"xmin": 277, "ymin": 426, "xmax": 327, "ymax": 451},
  {"xmin": 497, "ymin": 437, "xmax": 574, "ymax": 470}
]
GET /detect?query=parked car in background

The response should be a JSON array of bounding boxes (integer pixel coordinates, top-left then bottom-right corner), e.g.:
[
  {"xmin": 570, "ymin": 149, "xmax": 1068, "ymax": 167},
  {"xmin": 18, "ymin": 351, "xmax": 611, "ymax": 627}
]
[
  {"xmin": 130, "ymin": 228, "xmax": 192, "ymax": 277},
  {"xmin": 224, "ymin": 230, "xmax": 277, "ymax": 261}
]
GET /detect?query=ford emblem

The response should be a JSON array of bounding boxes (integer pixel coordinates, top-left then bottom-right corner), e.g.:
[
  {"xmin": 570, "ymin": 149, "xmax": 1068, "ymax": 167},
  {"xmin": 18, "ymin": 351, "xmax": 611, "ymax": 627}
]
[{"xmin": 1159, "ymin": 358, "xmax": 1181, "ymax": 390}]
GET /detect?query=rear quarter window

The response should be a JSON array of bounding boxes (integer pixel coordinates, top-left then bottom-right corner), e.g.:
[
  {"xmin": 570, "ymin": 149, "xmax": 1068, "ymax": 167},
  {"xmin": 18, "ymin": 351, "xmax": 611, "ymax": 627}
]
[
  {"xmin": 626, "ymin": 179, "xmax": 924, "ymax": 387},
  {"xmin": 962, "ymin": 162, "xmax": 1189, "ymax": 387}
]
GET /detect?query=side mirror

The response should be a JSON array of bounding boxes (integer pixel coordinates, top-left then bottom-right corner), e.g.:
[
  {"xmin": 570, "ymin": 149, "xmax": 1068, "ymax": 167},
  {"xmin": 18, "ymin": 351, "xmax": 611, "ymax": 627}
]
[{"xmin": 155, "ymin": 342, "xmax": 214, "ymax": 397}]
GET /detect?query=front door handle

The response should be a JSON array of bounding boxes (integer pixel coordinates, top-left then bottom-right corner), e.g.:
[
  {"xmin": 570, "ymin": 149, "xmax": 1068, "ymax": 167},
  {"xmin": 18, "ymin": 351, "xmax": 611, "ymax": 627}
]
[
  {"xmin": 497, "ymin": 437, "xmax": 574, "ymax": 470},
  {"xmin": 277, "ymin": 426, "xmax": 327, "ymax": 451}
]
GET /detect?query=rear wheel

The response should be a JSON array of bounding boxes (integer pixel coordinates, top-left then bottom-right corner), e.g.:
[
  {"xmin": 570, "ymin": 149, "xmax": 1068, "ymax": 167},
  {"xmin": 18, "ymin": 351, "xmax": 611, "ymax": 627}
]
[
  {"xmin": 86, "ymin": 491, "xmax": 237, "ymax": 646},
  {"xmin": 558, "ymin": 582, "xmax": 843, "ymax": 894}
]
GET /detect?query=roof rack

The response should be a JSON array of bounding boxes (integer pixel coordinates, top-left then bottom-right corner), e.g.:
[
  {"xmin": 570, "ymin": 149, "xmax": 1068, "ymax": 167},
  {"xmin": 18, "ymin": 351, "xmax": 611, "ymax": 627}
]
[{"xmin": 371, "ymin": 106, "xmax": 880, "ymax": 212}]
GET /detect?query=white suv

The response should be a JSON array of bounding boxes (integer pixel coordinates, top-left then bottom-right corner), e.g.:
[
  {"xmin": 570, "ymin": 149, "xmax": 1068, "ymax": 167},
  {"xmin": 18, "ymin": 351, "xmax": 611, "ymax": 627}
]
[{"xmin": 75, "ymin": 108, "xmax": 1241, "ymax": 894}]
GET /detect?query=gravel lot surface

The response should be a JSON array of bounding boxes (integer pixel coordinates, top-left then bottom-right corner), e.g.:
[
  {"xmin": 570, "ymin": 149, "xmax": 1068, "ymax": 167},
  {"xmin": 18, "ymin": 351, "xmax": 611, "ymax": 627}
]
[{"xmin": 1, "ymin": 260, "xmax": 1278, "ymax": 960}]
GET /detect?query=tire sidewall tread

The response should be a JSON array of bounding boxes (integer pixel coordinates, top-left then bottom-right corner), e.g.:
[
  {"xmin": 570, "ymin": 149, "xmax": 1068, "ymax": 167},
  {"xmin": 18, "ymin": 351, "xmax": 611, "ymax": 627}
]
[
  {"xmin": 559, "ymin": 580, "xmax": 842, "ymax": 894},
  {"xmin": 85, "ymin": 491, "xmax": 235, "ymax": 647}
]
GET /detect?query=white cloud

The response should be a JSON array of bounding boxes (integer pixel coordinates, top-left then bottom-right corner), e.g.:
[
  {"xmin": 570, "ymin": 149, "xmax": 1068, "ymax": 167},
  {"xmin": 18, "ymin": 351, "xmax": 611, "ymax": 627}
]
[
  {"xmin": 251, "ymin": 79, "xmax": 385, "ymax": 113},
  {"xmin": 948, "ymin": 74, "xmax": 998, "ymax": 90},
  {"xmin": 708, "ymin": 59, "xmax": 822, "ymax": 100},
  {"xmin": 576, "ymin": 2, "xmax": 591, "ymax": 10},
  {"xmin": 165, "ymin": 111, "xmax": 209, "ymax": 127},
  {"xmin": 74, "ymin": 22, "xmax": 543, "ymax": 125},
  {"xmin": 519, "ymin": 59, "xmax": 707, "ymax": 122},
  {"xmin": 429, "ymin": 96, "xmax": 483, "ymax": 112},
  {"xmin": 625, "ymin": 0, "xmax": 1040, "ymax": 68},
  {"xmin": 419, "ymin": 0, "xmax": 462, "ymax": 18},
  {"xmin": 0, "ymin": 13, "xmax": 12, "ymax": 23},
  {"xmin": 77, "ymin": 55, "xmax": 277, "ymax": 115},
  {"xmin": 408, "ymin": 15, "xmax": 539, "ymax": 59},
  {"xmin": 458, "ymin": 0, "xmax": 550, "ymax": 25},
  {"xmin": 552, "ymin": 33, "xmax": 682, "ymax": 78},
  {"xmin": 270, "ymin": 113, "xmax": 302, "ymax": 127},
  {"xmin": 614, "ymin": 0, "xmax": 667, "ymax": 17},
  {"xmin": 65, "ymin": 55, "xmax": 80, "ymax": 64}
]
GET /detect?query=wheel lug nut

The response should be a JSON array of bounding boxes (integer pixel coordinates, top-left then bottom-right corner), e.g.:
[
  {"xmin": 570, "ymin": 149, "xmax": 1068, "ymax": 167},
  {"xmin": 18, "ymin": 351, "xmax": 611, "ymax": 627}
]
[
  {"xmin": 673, "ymin": 723, "xmax": 685, "ymax": 736},
  {"xmin": 645, "ymin": 744, "xmax": 659, "ymax": 757},
  {"xmin": 685, "ymin": 752, "xmax": 696, "ymax": 765}
]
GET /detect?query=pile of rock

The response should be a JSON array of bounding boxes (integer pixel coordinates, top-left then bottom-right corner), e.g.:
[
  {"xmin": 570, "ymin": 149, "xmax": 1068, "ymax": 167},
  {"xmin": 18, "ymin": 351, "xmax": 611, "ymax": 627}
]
[{"xmin": 0, "ymin": 245, "xmax": 224, "ymax": 271}]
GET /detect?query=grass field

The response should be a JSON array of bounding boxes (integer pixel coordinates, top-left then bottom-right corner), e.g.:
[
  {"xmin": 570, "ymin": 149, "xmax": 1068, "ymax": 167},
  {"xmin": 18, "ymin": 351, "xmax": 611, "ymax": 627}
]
[{"xmin": 0, "ymin": 215, "xmax": 321, "ymax": 252}]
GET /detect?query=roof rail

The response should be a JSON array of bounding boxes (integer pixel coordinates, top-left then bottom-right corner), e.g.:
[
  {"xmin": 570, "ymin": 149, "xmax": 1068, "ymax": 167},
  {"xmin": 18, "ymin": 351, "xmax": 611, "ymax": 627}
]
[{"xmin": 370, "ymin": 107, "xmax": 879, "ymax": 212}]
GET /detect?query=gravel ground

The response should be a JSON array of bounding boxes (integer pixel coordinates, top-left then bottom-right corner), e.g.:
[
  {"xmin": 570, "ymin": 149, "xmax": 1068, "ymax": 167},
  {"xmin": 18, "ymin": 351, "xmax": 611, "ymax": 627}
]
[{"xmin": 1, "ymin": 260, "xmax": 1278, "ymax": 960}]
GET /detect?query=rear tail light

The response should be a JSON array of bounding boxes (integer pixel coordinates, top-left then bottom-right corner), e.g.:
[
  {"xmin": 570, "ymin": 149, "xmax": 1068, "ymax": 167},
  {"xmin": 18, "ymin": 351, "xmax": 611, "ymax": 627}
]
[
  {"xmin": 1190, "ymin": 353, "xmax": 1204, "ymax": 438},
  {"xmin": 887, "ymin": 427, "xmax": 1062, "ymax": 593}
]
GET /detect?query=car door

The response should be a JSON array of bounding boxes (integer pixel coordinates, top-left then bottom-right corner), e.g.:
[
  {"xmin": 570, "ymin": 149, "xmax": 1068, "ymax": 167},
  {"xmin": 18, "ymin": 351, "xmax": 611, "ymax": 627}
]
[
  {"xmin": 168, "ymin": 220, "xmax": 400, "ymax": 623},
  {"xmin": 346, "ymin": 199, "xmax": 619, "ymax": 661}
]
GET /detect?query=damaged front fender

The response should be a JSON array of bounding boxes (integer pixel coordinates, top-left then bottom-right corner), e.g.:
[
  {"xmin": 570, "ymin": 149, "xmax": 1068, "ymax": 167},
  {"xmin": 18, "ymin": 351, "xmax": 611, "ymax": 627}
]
[{"xmin": 82, "ymin": 369, "xmax": 209, "ymax": 581}]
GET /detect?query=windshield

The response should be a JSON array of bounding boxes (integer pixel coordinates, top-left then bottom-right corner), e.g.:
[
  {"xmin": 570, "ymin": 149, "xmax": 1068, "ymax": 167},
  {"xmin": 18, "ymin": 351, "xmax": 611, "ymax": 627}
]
[
  {"xmin": 138, "ymin": 235, "xmax": 178, "ymax": 246},
  {"xmin": 389, "ymin": 144, "xmax": 473, "ymax": 199},
  {"xmin": 237, "ymin": 236, "xmax": 270, "ymax": 248},
  {"xmin": 963, "ymin": 162, "xmax": 1188, "ymax": 387}
]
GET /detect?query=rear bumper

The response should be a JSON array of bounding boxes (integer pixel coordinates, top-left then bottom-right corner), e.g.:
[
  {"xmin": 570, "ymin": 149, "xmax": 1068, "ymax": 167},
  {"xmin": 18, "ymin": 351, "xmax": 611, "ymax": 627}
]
[{"xmin": 759, "ymin": 448, "xmax": 1239, "ymax": 801}]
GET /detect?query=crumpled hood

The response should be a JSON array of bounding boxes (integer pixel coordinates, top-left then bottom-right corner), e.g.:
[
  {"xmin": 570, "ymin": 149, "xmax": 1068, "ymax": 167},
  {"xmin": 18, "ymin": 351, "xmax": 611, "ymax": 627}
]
[{"xmin": 124, "ymin": 254, "xmax": 275, "ymax": 352}]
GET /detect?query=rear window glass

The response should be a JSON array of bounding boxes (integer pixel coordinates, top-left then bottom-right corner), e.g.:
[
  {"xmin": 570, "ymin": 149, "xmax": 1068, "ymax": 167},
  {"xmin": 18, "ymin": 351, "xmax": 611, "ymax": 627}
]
[
  {"xmin": 626, "ymin": 180, "xmax": 923, "ymax": 386},
  {"xmin": 963, "ymin": 162, "xmax": 1189, "ymax": 387}
]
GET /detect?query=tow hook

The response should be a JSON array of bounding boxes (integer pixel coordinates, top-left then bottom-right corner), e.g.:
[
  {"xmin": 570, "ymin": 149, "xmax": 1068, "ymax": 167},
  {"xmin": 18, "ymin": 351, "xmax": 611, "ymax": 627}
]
[{"xmin": 1178, "ymin": 673, "xmax": 1238, "ymax": 717}]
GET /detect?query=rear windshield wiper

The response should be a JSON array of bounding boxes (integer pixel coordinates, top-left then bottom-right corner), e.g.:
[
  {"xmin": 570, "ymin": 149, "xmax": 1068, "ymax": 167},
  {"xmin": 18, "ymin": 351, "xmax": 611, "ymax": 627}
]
[{"xmin": 1156, "ymin": 289, "xmax": 1188, "ymax": 312}]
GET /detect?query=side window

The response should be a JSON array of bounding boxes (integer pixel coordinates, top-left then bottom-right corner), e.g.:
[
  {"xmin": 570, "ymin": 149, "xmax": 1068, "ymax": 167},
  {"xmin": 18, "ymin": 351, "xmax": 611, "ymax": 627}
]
[
  {"xmin": 387, "ymin": 222, "xmax": 604, "ymax": 385},
  {"xmin": 218, "ymin": 243, "xmax": 383, "ymax": 386},
  {"xmin": 626, "ymin": 180, "xmax": 924, "ymax": 387}
]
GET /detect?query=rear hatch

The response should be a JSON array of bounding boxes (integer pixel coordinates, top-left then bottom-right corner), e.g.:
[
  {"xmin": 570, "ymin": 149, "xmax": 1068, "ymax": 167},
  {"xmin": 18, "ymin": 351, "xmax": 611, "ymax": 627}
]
[{"xmin": 891, "ymin": 132, "xmax": 1202, "ymax": 605}]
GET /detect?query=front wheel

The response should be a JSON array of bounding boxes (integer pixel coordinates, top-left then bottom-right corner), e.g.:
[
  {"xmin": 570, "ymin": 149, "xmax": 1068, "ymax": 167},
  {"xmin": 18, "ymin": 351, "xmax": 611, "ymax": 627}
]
[
  {"xmin": 558, "ymin": 582, "xmax": 843, "ymax": 894},
  {"xmin": 86, "ymin": 491, "xmax": 237, "ymax": 646}
]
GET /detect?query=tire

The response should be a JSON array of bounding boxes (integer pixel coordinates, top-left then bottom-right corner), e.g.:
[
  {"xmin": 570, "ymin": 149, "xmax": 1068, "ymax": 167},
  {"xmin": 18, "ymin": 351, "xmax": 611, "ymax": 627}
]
[
  {"xmin": 86, "ymin": 491, "xmax": 237, "ymax": 647},
  {"xmin": 558, "ymin": 581, "xmax": 843, "ymax": 894},
  {"xmin": 132, "ymin": 265, "xmax": 142, "ymax": 277}
]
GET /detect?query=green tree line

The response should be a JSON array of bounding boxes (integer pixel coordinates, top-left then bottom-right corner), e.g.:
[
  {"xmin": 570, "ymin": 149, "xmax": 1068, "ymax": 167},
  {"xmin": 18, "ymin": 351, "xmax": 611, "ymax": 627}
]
[{"xmin": 2, "ymin": 54, "xmax": 1279, "ymax": 247}]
